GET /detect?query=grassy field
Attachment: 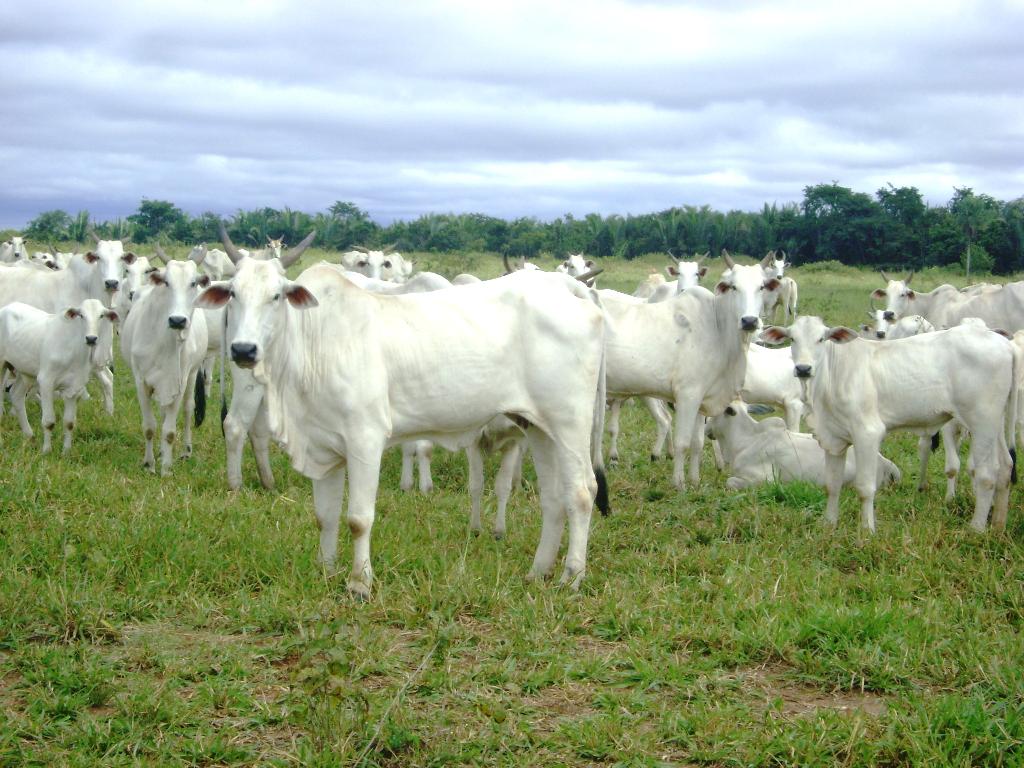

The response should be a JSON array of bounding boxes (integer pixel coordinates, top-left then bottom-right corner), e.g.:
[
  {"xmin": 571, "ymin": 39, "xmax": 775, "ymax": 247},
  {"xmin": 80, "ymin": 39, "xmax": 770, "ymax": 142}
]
[{"xmin": 2, "ymin": 252, "xmax": 1024, "ymax": 766}]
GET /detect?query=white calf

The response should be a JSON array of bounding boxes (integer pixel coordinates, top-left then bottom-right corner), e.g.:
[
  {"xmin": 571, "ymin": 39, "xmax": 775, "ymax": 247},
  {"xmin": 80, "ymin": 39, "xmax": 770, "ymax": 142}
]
[{"xmin": 0, "ymin": 300, "xmax": 118, "ymax": 454}]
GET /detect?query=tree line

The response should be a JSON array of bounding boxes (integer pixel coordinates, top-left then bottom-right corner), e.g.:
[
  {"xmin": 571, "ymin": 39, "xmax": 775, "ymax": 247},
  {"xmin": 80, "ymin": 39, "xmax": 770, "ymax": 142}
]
[{"xmin": 19, "ymin": 184, "xmax": 1024, "ymax": 274}]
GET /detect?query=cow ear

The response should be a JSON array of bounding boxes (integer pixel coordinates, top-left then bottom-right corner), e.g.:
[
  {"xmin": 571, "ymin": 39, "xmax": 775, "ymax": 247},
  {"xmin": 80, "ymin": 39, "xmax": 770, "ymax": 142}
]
[
  {"xmin": 761, "ymin": 326, "xmax": 789, "ymax": 344},
  {"xmin": 826, "ymin": 326, "xmax": 858, "ymax": 344},
  {"xmin": 715, "ymin": 281, "xmax": 732, "ymax": 294},
  {"xmin": 122, "ymin": 251, "xmax": 137, "ymax": 265},
  {"xmin": 195, "ymin": 283, "xmax": 231, "ymax": 309},
  {"xmin": 285, "ymin": 283, "xmax": 318, "ymax": 309},
  {"xmin": 697, "ymin": 266, "xmax": 708, "ymax": 278},
  {"xmin": 64, "ymin": 307, "xmax": 81, "ymax": 319},
  {"xmin": 197, "ymin": 274, "xmax": 210, "ymax": 288},
  {"xmin": 585, "ymin": 260, "xmax": 595, "ymax": 269},
  {"xmin": 764, "ymin": 278, "xmax": 780, "ymax": 291},
  {"xmin": 871, "ymin": 288, "xmax": 885, "ymax": 299},
  {"xmin": 906, "ymin": 290, "xmax": 916, "ymax": 299},
  {"xmin": 84, "ymin": 252, "xmax": 99, "ymax": 264},
  {"xmin": 666, "ymin": 266, "xmax": 678, "ymax": 277},
  {"xmin": 149, "ymin": 270, "xmax": 166, "ymax": 286},
  {"xmin": 105, "ymin": 310, "xmax": 120, "ymax": 323}
]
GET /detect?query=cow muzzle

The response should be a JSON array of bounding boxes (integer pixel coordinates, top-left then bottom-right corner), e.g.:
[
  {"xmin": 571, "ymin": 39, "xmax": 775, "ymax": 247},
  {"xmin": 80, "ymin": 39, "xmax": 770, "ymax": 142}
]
[
  {"xmin": 85, "ymin": 335, "xmax": 98, "ymax": 346},
  {"xmin": 168, "ymin": 315, "xmax": 188, "ymax": 330},
  {"xmin": 740, "ymin": 316, "xmax": 759, "ymax": 332},
  {"xmin": 794, "ymin": 364, "xmax": 812, "ymax": 378},
  {"xmin": 105, "ymin": 279, "xmax": 120, "ymax": 292},
  {"xmin": 231, "ymin": 342, "xmax": 258, "ymax": 367}
]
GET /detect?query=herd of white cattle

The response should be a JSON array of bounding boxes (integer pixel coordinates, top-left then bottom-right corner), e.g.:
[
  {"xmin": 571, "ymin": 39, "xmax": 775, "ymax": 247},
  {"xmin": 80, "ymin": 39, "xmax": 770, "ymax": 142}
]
[{"xmin": 2, "ymin": 230, "xmax": 1023, "ymax": 598}]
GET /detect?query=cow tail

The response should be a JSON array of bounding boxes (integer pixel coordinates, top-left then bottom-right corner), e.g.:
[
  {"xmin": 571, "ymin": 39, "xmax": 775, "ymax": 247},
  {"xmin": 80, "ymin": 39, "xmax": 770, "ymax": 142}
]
[
  {"xmin": 588, "ymin": 290, "xmax": 610, "ymax": 516},
  {"xmin": 194, "ymin": 370, "xmax": 206, "ymax": 428}
]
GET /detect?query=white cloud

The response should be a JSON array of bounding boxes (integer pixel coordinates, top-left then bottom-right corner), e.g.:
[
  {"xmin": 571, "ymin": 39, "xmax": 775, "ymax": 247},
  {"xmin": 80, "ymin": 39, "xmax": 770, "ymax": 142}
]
[{"xmin": 1, "ymin": 0, "xmax": 1022, "ymax": 228}]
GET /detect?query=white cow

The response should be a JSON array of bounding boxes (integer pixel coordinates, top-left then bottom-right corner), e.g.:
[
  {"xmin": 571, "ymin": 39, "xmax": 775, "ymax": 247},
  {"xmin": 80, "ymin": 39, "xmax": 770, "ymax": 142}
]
[
  {"xmin": 188, "ymin": 245, "xmax": 237, "ymax": 281},
  {"xmin": 761, "ymin": 251, "xmax": 798, "ymax": 323},
  {"xmin": 0, "ymin": 299, "xmax": 118, "ymax": 453},
  {"xmin": 556, "ymin": 254, "xmax": 598, "ymax": 286},
  {"xmin": 0, "ymin": 236, "xmax": 28, "ymax": 263},
  {"xmin": 632, "ymin": 272, "xmax": 667, "ymax": 299},
  {"xmin": 602, "ymin": 252, "xmax": 774, "ymax": 488},
  {"xmin": 763, "ymin": 316, "xmax": 1016, "ymax": 532},
  {"xmin": 197, "ymin": 263, "xmax": 609, "ymax": 598},
  {"xmin": 121, "ymin": 260, "xmax": 209, "ymax": 475},
  {"xmin": 870, "ymin": 272, "xmax": 963, "ymax": 328},
  {"xmin": 709, "ymin": 400, "xmax": 900, "ymax": 490},
  {"xmin": 206, "ymin": 229, "xmax": 317, "ymax": 491},
  {"xmin": 742, "ymin": 343, "xmax": 804, "ymax": 431},
  {"xmin": 861, "ymin": 311, "xmax": 935, "ymax": 340},
  {"xmin": 341, "ymin": 246, "xmax": 413, "ymax": 283}
]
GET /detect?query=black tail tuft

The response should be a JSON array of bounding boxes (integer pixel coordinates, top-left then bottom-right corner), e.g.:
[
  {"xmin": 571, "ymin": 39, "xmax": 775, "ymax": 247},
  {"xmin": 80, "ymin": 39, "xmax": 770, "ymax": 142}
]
[
  {"xmin": 194, "ymin": 372, "xmax": 206, "ymax": 427},
  {"xmin": 595, "ymin": 467, "xmax": 610, "ymax": 516},
  {"xmin": 930, "ymin": 431, "xmax": 940, "ymax": 452},
  {"xmin": 220, "ymin": 399, "xmax": 228, "ymax": 437},
  {"xmin": 1012, "ymin": 447, "xmax": 1018, "ymax": 484}
]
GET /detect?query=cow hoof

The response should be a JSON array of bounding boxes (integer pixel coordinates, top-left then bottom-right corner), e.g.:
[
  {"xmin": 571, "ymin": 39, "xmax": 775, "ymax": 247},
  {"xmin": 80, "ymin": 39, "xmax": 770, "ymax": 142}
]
[
  {"xmin": 347, "ymin": 580, "xmax": 371, "ymax": 602},
  {"xmin": 143, "ymin": 461, "xmax": 155, "ymax": 473},
  {"xmin": 493, "ymin": 530, "xmax": 505, "ymax": 541},
  {"xmin": 649, "ymin": 453, "xmax": 660, "ymax": 462},
  {"xmin": 558, "ymin": 567, "xmax": 584, "ymax": 591}
]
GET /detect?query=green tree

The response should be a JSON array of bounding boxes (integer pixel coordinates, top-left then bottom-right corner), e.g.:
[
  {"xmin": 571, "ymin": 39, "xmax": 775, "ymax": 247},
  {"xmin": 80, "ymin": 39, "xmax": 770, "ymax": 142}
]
[
  {"xmin": 25, "ymin": 209, "xmax": 72, "ymax": 241},
  {"xmin": 949, "ymin": 187, "xmax": 999, "ymax": 278},
  {"xmin": 128, "ymin": 199, "xmax": 188, "ymax": 243}
]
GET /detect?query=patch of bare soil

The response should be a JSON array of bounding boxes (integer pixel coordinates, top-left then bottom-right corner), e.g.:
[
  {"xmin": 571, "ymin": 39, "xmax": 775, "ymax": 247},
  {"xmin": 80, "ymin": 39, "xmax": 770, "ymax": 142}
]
[{"xmin": 738, "ymin": 663, "xmax": 888, "ymax": 718}]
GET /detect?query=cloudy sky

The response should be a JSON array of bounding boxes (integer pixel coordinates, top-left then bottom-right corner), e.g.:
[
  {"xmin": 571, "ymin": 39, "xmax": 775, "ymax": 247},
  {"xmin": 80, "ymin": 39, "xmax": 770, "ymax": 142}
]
[{"xmin": 1, "ymin": 0, "xmax": 1022, "ymax": 228}]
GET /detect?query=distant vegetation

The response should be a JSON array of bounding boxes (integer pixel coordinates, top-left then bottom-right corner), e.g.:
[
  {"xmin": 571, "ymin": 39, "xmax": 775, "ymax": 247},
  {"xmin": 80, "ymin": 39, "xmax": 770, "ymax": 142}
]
[{"xmin": 14, "ymin": 184, "xmax": 1024, "ymax": 274}]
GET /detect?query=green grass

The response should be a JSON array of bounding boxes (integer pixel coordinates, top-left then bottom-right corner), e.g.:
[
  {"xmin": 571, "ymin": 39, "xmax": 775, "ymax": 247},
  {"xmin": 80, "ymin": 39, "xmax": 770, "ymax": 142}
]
[{"xmin": 2, "ymin": 253, "xmax": 1024, "ymax": 766}]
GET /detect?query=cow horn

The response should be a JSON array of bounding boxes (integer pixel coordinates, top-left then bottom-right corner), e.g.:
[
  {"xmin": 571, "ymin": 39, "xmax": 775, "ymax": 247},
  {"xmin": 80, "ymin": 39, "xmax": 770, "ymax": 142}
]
[
  {"xmin": 280, "ymin": 229, "xmax": 316, "ymax": 269},
  {"xmin": 382, "ymin": 242, "xmax": 399, "ymax": 255},
  {"xmin": 667, "ymin": 248, "xmax": 681, "ymax": 263},
  {"xmin": 87, "ymin": 226, "xmax": 101, "ymax": 244},
  {"xmin": 218, "ymin": 221, "xmax": 247, "ymax": 265},
  {"xmin": 879, "ymin": 269, "xmax": 893, "ymax": 283},
  {"xmin": 721, "ymin": 249, "xmax": 735, "ymax": 270},
  {"xmin": 153, "ymin": 243, "xmax": 169, "ymax": 265},
  {"xmin": 350, "ymin": 245, "xmax": 370, "ymax": 254},
  {"xmin": 759, "ymin": 251, "xmax": 775, "ymax": 268},
  {"xmin": 904, "ymin": 271, "xmax": 914, "ymax": 285},
  {"xmin": 697, "ymin": 251, "xmax": 709, "ymax": 264},
  {"xmin": 502, "ymin": 252, "xmax": 514, "ymax": 274},
  {"xmin": 575, "ymin": 267, "xmax": 604, "ymax": 284},
  {"xmin": 48, "ymin": 243, "xmax": 57, "ymax": 256}
]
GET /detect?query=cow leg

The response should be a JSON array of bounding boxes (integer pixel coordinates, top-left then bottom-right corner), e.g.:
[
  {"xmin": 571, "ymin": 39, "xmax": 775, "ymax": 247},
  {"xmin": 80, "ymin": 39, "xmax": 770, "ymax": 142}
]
[
  {"xmin": 823, "ymin": 449, "xmax": 847, "ymax": 527},
  {"xmin": 11, "ymin": 377, "xmax": 33, "ymax": 437},
  {"xmin": 180, "ymin": 368, "xmax": 198, "ymax": 461},
  {"xmin": 554, "ymin": 437, "xmax": 596, "ymax": 591},
  {"xmin": 312, "ymin": 465, "xmax": 346, "ymax": 573},
  {"xmin": 687, "ymin": 416, "xmax": 706, "ymax": 485},
  {"xmin": 525, "ymin": 433, "xmax": 564, "ymax": 582},
  {"xmin": 466, "ymin": 440, "xmax": 485, "ymax": 535},
  {"xmin": 710, "ymin": 432, "xmax": 725, "ymax": 471},
  {"xmin": 346, "ymin": 451, "xmax": 383, "ymax": 599},
  {"xmin": 784, "ymin": 398, "xmax": 803, "ymax": 432},
  {"xmin": 224, "ymin": 369, "xmax": 261, "ymax": 490},
  {"xmin": 416, "ymin": 440, "xmax": 434, "ymax": 494},
  {"xmin": 991, "ymin": 445, "xmax": 1012, "ymax": 533},
  {"xmin": 399, "ymin": 442, "xmax": 416, "ymax": 491},
  {"xmin": 61, "ymin": 394, "xmax": 78, "ymax": 454},
  {"xmin": 158, "ymin": 394, "xmax": 185, "ymax": 475},
  {"xmin": 493, "ymin": 439, "xmax": 523, "ymax": 540},
  {"xmin": 852, "ymin": 436, "xmax": 882, "ymax": 533},
  {"xmin": 942, "ymin": 422, "xmax": 962, "ymax": 502},
  {"xmin": 607, "ymin": 398, "xmax": 623, "ymax": 463},
  {"xmin": 671, "ymin": 400, "xmax": 700, "ymax": 489},
  {"xmin": 646, "ymin": 397, "xmax": 672, "ymax": 460},
  {"xmin": 135, "ymin": 377, "xmax": 157, "ymax": 472},
  {"xmin": 37, "ymin": 377, "xmax": 56, "ymax": 454},
  {"xmin": 916, "ymin": 433, "xmax": 933, "ymax": 492},
  {"xmin": 249, "ymin": 397, "xmax": 275, "ymax": 490},
  {"xmin": 95, "ymin": 365, "xmax": 114, "ymax": 416}
]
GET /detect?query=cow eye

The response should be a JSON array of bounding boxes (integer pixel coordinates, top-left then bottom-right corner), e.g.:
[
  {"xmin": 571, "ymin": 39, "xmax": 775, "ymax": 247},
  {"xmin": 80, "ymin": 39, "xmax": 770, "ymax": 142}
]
[{"xmin": 272, "ymin": 293, "xmax": 281, "ymax": 301}]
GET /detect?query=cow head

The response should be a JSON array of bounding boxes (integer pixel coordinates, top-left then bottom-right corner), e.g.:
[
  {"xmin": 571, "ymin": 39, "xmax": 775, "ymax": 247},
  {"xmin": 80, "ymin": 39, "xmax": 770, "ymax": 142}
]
[
  {"xmin": 266, "ymin": 236, "xmax": 285, "ymax": 259},
  {"xmin": 341, "ymin": 246, "xmax": 410, "ymax": 283},
  {"xmin": 762, "ymin": 316, "xmax": 858, "ymax": 379},
  {"xmin": 84, "ymin": 239, "xmax": 136, "ymax": 295},
  {"xmin": 872, "ymin": 270, "xmax": 914, "ymax": 322},
  {"xmin": 195, "ymin": 257, "xmax": 318, "ymax": 369},
  {"xmin": 556, "ymin": 254, "xmax": 596, "ymax": 279},
  {"xmin": 147, "ymin": 259, "xmax": 208, "ymax": 336},
  {"xmin": 64, "ymin": 299, "xmax": 118, "ymax": 350},
  {"xmin": 666, "ymin": 251, "xmax": 708, "ymax": 292},
  {"xmin": 716, "ymin": 250, "xmax": 780, "ymax": 333}
]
